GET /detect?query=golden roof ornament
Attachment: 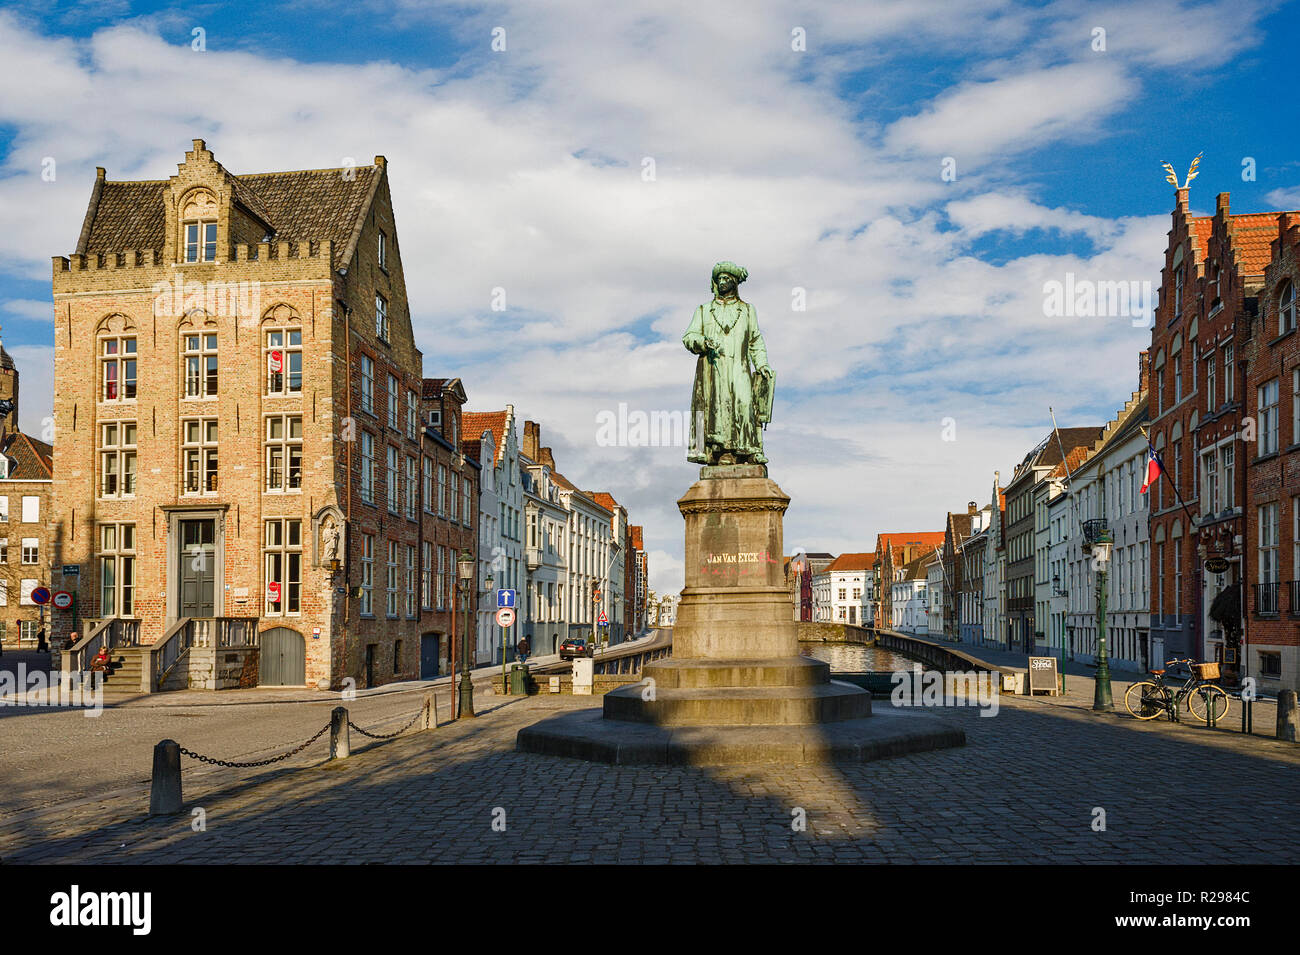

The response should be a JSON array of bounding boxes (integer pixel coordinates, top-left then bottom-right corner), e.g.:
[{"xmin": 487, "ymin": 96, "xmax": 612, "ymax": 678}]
[{"xmin": 1161, "ymin": 152, "xmax": 1202, "ymax": 190}]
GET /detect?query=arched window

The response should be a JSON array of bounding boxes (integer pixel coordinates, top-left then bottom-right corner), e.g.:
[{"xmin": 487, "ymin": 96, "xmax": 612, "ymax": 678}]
[
  {"xmin": 1279, "ymin": 279, "xmax": 1295, "ymax": 336},
  {"xmin": 180, "ymin": 189, "xmax": 218, "ymax": 263}
]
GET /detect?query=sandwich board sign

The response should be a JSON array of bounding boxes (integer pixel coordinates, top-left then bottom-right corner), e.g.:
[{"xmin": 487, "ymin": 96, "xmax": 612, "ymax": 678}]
[{"xmin": 1027, "ymin": 656, "xmax": 1060, "ymax": 696}]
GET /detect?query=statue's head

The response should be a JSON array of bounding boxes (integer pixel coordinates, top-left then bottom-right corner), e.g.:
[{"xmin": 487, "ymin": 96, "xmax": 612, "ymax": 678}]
[{"xmin": 711, "ymin": 261, "xmax": 748, "ymax": 298}]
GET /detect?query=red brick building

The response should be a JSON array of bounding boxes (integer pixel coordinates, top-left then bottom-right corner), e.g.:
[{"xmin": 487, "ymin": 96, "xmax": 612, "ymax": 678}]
[
  {"xmin": 1149, "ymin": 187, "xmax": 1284, "ymax": 672},
  {"xmin": 1243, "ymin": 210, "xmax": 1300, "ymax": 689},
  {"xmin": 873, "ymin": 531, "xmax": 945, "ymax": 629}
]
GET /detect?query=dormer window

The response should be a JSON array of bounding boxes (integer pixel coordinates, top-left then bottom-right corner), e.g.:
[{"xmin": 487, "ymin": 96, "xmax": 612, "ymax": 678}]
[
  {"xmin": 185, "ymin": 220, "xmax": 217, "ymax": 262},
  {"xmin": 179, "ymin": 189, "xmax": 219, "ymax": 263}
]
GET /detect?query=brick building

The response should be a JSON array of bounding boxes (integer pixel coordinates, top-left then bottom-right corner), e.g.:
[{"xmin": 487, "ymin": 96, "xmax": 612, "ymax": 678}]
[
  {"xmin": 873, "ymin": 531, "xmax": 945, "ymax": 630},
  {"xmin": 1149, "ymin": 187, "xmax": 1285, "ymax": 670},
  {"xmin": 50, "ymin": 141, "xmax": 478, "ymax": 690},
  {"xmin": 941, "ymin": 506, "xmax": 977, "ymax": 639},
  {"xmin": 0, "ymin": 346, "xmax": 56, "ymax": 648},
  {"xmin": 1243, "ymin": 210, "xmax": 1300, "ymax": 689}
]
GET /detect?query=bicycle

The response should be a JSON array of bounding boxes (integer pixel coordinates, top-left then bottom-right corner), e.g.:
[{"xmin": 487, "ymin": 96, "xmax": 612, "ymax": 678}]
[{"xmin": 1123, "ymin": 658, "xmax": 1231, "ymax": 724}]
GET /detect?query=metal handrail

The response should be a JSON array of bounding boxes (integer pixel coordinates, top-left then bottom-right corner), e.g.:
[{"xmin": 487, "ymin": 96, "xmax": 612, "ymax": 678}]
[{"xmin": 151, "ymin": 617, "xmax": 194, "ymax": 691}]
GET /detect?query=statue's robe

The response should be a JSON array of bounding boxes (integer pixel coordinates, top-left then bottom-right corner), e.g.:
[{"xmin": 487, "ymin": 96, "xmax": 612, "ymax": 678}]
[{"xmin": 683, "ymin": 298, "xmax": 770, "ymax": 463}]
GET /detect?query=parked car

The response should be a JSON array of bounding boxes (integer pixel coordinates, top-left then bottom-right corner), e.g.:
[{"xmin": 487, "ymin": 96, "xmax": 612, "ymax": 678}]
[{"xmin": 559, "ymin": 636, "xmax": 594, "ymax": 661}]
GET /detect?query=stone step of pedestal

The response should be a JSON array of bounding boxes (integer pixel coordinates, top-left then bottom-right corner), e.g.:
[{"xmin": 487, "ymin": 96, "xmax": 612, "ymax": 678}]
[
  {"xmin": 642, "ymin": 655, "xmax": 831, "ymax": 689},
  {"xmin": 603, "ymin": 680, "xmax": 872, "ymax": 726}
]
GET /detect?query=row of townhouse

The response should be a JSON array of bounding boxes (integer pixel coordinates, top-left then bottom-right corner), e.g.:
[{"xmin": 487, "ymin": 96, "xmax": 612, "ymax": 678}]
[
  {"xmin": 1150, "ymin": 185, "xmax": 1300, "ymax": 692},
  {"xmin": 30, "ymin": 141, "xmax": 650, "ymax": 690}
]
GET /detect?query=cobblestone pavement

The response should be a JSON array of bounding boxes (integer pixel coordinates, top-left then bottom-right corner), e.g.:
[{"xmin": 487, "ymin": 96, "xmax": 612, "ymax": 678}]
[{"xmin": 3, "ymin": 688, "xmax": 1297, "ymax": 864}]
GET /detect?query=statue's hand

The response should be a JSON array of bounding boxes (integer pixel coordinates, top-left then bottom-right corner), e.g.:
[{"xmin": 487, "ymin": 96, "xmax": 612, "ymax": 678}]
[{"xmin": 758, "ymin": 365, "xmax": 774, "ymax": 379}]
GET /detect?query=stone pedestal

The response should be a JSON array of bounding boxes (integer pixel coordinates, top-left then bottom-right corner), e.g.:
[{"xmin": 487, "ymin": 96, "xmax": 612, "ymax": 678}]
[{"xmin": 516, "ymin": 466, "xmax": 963, "ymax": 765}]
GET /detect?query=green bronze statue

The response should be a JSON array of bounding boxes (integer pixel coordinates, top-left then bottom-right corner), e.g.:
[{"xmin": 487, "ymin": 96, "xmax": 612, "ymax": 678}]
[{"xmin": 683, "ymin": 261, "xmax": 775, "ymax": 466}]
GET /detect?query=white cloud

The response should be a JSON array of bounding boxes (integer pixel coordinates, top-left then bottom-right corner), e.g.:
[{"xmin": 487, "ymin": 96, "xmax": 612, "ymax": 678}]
[{"xmin": 0, "ymin": 2, "xmax": 1268, "ymax": 594}]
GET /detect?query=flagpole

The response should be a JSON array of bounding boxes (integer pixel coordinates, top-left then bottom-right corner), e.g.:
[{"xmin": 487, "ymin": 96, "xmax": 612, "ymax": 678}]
[{"xmin": 1139, "ymin": 425, "xmax": 1197, "ymax": 528}]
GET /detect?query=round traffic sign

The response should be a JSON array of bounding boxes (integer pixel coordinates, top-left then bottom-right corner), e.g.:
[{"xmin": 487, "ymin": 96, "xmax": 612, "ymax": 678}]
[
  {"xmin": 52, "ymin": 591, "xmax": 73, "ymax": 610},
  {"xmin": 496, "ymin": 607, "xmax": 515, "ymax": 627},
  {"xmin": 30, "ymin": 586, "xmax": 52, "ymax": 605}
]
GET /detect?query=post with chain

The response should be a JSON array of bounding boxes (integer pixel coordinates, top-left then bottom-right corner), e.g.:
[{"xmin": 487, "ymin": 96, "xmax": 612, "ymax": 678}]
[
  {"xmin": 330, "ymin": 706, "xmax": 350, "ymax": 759},
  {"xmin": 149, "ymin": 739, "xmax": 183, "ymax": 816},
  {"xmin": 422, "ymin": 690, "xmax": 437, "ymax": 730}
]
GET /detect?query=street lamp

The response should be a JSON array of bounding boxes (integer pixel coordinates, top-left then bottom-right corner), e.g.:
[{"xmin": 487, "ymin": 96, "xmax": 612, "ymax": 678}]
[
  {"xmin": 457, "ymin": 553, "xmax": 476, "ymax": 719},
  {"xmin": 1083, "ymin": 519, "xmax": 1114, "ymax": 711}
]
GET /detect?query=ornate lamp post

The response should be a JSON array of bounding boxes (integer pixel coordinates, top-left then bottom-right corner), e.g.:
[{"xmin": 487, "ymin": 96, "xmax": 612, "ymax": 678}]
[
  {"xmin": 457, "ymin": 553, "xmax": 476, "ymax": 719},
  {"xmin": 1083, "ymin": 519, "xmax": 1114, "ymax": 711}
]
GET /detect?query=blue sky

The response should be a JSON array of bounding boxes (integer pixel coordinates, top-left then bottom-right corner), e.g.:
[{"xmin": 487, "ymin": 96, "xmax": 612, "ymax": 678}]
[{"xmin": 1, "ymin": 0, "xmax": 1296, "ymax": 590}]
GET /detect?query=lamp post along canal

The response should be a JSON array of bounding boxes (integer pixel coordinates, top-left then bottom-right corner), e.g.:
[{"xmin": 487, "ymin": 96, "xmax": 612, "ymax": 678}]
[
  {"xmin": 1083, "ymin": 519, "xmax": 1114, "ymax": 711},
  {"xmin": 457, "ymin": 553, "xmax": 476, "ymax": 719}
]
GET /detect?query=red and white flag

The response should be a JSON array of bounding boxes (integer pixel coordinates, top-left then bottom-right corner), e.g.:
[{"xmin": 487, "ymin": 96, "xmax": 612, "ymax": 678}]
[{"xmin": 1139, "ymin": 445, "xmax": 1163, "ymax": 494}]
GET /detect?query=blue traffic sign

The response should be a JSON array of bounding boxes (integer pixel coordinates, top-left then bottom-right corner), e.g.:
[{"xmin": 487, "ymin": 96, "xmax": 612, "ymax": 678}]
[{"xmin": 497, "ymin": 589, "xmax": 516, "ymax": 608}]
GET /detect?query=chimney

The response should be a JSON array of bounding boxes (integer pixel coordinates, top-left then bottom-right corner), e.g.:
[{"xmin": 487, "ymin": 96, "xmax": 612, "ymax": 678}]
[
  {"xmin": 967, "ymin": 501, "xmax": 977, "ymax": 515},
  {"xmin": 1217, "ymin": 192, "xmax": 1230, "ymax": 217},
  {"xmin": 1138, "ymin": 348, "xmax": 1151, "ymax": 394},
  {"xmin": 523, "ymin": 420, "xmax": 541, "ymax": 460}
]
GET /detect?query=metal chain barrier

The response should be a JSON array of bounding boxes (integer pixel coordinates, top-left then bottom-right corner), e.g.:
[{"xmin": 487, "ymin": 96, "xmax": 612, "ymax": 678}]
[
  {"xmin": 177, "ymin": 722, "xmax": 332, "ymax": 768},
  {"xmin": 347, "ymin": 708, "xmax": 423, "ymax": 740}
]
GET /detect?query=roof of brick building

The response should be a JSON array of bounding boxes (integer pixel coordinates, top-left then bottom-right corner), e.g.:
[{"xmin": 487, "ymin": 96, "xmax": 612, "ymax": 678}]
[
  {"xmin": 630, "ymin": 526, "xmax": 644, "ymax": 550},
  {"xmin": 76, "ymin": 164, "xmax": 383, "ymax": 257},
  {"xmin": 826, "ymin": 552, "xmax": 876, "ymax": 572},
  {"xmin": 3, "ymin": 432, "xmax": 53, "ymax": 480},
  {"xmin": 461, "ymin": 411, "xmax": 508, "ymax": 466}
]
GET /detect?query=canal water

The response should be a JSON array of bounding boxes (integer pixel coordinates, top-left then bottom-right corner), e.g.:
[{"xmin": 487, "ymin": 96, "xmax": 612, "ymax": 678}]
[{"xmin": 799, "ymin": 642, "xmax": 917, "ymax": 673}]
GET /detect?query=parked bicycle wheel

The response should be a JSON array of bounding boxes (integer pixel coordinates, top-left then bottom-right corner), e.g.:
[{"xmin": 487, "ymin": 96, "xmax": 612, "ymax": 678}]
[
  {"xmin": 1124, "ymin": 681, "xmax": 1169, "ymax": 720},
  {"xmin": 1186, "ymin": 685, "xmax": 1230, "ymax": 723}
]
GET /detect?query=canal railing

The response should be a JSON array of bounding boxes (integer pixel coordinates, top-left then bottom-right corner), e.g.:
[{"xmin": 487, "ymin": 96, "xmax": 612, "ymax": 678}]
[{"xmin": 870, "ymin": 629, "xmax": 1018, "ymax": 683}]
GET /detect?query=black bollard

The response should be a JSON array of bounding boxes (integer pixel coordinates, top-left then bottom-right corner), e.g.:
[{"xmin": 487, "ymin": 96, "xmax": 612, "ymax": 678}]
[
  {"xmin": 330, "ymin": 705, "xmax": 350, "ymax": 759},
  {"xmin": 148, "ymin": 739, "xmax": 183, "ymax": 816},
  {"xmin": 1277, "ymin": 689, "xmax": 1298, "ymax": 743}
]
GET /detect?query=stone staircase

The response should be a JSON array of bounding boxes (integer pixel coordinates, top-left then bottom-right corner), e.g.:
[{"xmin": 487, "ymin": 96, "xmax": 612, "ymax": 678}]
[{"xmin": 94, "ymin": 646, "xmax": 149, "ymax": 698}]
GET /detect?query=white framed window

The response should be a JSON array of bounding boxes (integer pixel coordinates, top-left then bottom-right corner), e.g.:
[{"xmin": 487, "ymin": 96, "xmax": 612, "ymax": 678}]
[
  {"xmin": 1223, "ymin": 342, "xmax": 1234, "ymax": 401},
  {"xmin": 405, "ymin": 455, "xmax": 417, "ymax": 519},
  {"xmin": 360, "ymin": 431, "xmax": 375, "ymax": 504},
  {"xmin": 406, "ymin": 544, "xmax": 417, "ymax": 618},
  {"xmin": 20, "ymin": 579, "xmax": 39, "ymax": 606},
  {"xmin": 100, "ymin": 420, "xmax": 138, "ymax": 499},
  {"xmin": 422, "ymin": 541, "xmax": 433, "ymax": 610},
  {"xmin": 1221, "ymin": 444, "xmax": 1235, "ymax": 509},
  {"xmin": 265, "ymin": 415, "xmax": 303, "ymax": 492},
  {"xmin": 183, "ymin": 332, "xmax": 219, "ymax": 398},
  {"xmin": 1259, "ymin": 503, "xmax": 1278, "ymax": 613},
  {"xmin": 1205, "ymin": 353, "xmax": 1215, "ymax": 411},
  {"xmin": 99, "ymin": 523, "xmax": 135, "ymax": 617},
  {"xmin": 1279, "ymin": 280, "xmax": 1295, "ymax": 336},
  {"xmin": 360, "ymin": 533, "xmax": 374, "ymax": 615},
  {"xmin": 1259, "ymin": 378, "xmax": 1279, "ymax": 455},
  {"xmin": 184, "ymin": 219, "xmax": 217, "ymax": 263},
  {"xmin": 360, "ymin": 355, "xmax": 374, "ymax": 415},
  {"xmin": 377, "ymin": 230, "xmax": 388, "ymax": 270},
  {"xmin": 1173, "ymin": 351, "xmax": 1183, "ymax": 402},
  {"xmin": 0, "ymin": 538, "xmax": 8, "ymax": 563},
  {"xmin": 437, "ymin": 545, "xmax": 446, "ymax": 610},
  {"xmin": 1201, "ymin": 449, "xmax": 1218, "ymax": 515},
  {"xmin": 266, "ymin": 328, "xmax": 303, "ymax": 396},
  {"xmin": 386, "ymin": 540, "xmax": 399, "ymax": 617},
  {"xmin": 387, "ymin": 373, "xmax": 399, "ymax": 427},
  {"xmin": 450, "ymin": 471, "xmax": 459, "ymax": 522},
  {"xmin": 264, "ymin": 519, "xmax": 302, "ymax": 615},
  {"xmin": 20, "ymin": 496, "xmax": 38, "ymax": 523},
  {"xmin": 182, "ymin": 418, "xmax": 219, "ymax": 493},
  {"xmin": 100, "ymin": 336, "xmax": 137, "ymax": 402},
  {"xmin": 438, "ymin": 465, "xmax": 447, "ymax": 517},
  {"xmin": 21, "ymin": 537, "xmax": 38, "ymax": 564},
  {"xmin": 386, "ymin": 445, "xmax": 399, "ymax": 513},
  {"xmin": 422, "ymin": 456, "xmax": 434, "ymax": 513},
  {"xmin": 1292, "ymin": 367, "xmax": 1300, "ymax": 449},
  {"xmin": 376, "ymin": 293, "xmax": 389, "ymax": 342},
  {"xmin": 0, "ymin": 497, "xmax": 7, "ymax": 521},
  {"xmin": 406, "ymin": 390, "xmax": 417, "ymax": 440}
]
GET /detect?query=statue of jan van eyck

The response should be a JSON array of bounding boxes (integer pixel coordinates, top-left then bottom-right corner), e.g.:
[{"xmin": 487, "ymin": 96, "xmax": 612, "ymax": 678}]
[{"xmin": 683, "ymin": 261, "xmax": 775, "ymax": 466}]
